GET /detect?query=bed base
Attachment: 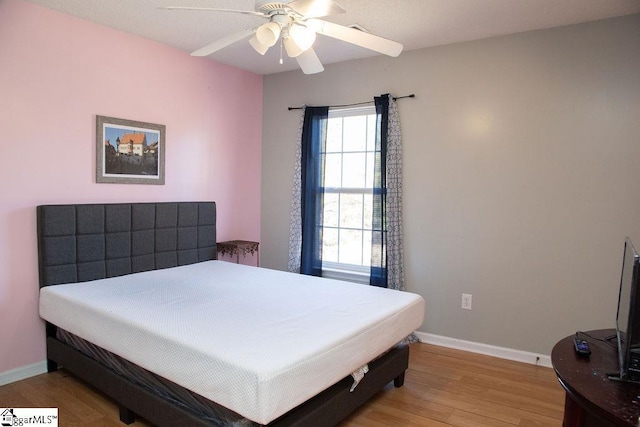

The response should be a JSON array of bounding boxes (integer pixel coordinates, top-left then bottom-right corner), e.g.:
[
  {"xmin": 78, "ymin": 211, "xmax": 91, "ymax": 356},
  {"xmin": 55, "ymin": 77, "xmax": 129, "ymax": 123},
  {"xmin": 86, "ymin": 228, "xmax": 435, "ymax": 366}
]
[{"xmin": 46, "ymin": 323, "xmax": 409, "ymax": 427}]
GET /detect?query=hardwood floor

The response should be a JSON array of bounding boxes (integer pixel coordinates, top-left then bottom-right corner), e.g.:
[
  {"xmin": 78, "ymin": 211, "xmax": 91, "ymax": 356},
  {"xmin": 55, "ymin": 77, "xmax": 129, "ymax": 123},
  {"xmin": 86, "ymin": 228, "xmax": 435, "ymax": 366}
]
[
  {"xmin": 342, "ymin": 343, "xmax": 565, "ymax": 426},
  {"xmin": 0, "ymin": 343, "xmax": 565, "ymax": 426}
]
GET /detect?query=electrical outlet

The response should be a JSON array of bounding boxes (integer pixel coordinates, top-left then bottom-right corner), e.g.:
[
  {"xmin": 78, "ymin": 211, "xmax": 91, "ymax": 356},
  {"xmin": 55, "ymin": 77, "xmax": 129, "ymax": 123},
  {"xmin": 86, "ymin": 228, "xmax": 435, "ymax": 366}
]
[{"xmin": 462, "ymin": 293, "xmax": 472, "ymax": 310}]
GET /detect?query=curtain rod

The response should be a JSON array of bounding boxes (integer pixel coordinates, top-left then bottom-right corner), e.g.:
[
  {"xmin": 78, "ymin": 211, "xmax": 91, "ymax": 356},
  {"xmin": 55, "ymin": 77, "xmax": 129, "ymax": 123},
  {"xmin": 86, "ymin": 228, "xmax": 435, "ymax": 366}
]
[{"xmin": 287, "ymin": 94, "xmax": 415, "ymax": 111}]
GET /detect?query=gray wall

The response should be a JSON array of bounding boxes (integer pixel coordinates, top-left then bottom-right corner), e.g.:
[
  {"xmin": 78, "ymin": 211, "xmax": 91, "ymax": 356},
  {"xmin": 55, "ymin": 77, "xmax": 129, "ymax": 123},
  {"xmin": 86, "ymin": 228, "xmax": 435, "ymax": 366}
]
[{"xmin": 260, "ymin": 14, "xmax": 640, "ymax": 355}]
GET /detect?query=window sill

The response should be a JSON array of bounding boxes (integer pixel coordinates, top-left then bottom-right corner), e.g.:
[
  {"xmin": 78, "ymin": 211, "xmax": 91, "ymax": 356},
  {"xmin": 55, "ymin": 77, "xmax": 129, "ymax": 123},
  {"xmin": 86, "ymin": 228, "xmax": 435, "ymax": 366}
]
[{"xmin": 322, "ymin": 267, "xmax": 370, "ymax": 285}]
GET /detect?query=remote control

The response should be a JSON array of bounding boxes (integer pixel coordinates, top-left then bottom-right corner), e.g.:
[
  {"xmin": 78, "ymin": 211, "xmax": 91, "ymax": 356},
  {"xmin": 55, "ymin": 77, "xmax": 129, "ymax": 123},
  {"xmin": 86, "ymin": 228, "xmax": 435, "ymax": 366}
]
[{"xmin": 574, "ymin": 337, "xmax": 591, "ymax": 356}]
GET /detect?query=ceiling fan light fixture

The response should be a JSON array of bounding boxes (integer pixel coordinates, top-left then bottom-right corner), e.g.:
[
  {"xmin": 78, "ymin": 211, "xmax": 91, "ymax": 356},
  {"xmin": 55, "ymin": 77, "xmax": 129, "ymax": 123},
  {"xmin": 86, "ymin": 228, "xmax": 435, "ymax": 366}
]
[
  {"xmin": 256, "ymin": 22, "xmax": 281, "ymax": 47},
  {"xmin": 249, "ymin": 35, "xmax": 269, "ymax": 55},
  {"xmin": 289, "ymin": 23, "xmax": 316, "ymax": 51},
  {"xmin": 283, "ymin": 35, "xmax": 304, "ymax": 58}
]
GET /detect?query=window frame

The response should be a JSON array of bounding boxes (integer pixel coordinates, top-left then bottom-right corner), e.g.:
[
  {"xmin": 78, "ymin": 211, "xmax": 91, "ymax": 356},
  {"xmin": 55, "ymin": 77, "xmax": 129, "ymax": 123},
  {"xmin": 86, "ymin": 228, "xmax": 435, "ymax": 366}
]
[{"xmin": 320, "ymin": 105, "xmax": 377, "ymax": 284}]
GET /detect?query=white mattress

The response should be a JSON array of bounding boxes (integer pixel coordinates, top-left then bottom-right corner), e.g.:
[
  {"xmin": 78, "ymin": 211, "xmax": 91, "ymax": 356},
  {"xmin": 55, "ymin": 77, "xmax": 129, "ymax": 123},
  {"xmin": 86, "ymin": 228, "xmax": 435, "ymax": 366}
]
[{"xmin": 39, "ymin": 261, "xmax": 424, "ymax": 424}]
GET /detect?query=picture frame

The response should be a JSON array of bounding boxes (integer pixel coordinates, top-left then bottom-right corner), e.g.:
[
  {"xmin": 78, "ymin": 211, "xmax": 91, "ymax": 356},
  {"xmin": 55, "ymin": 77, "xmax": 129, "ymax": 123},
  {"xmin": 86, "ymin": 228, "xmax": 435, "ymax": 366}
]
[{"xmin": 96, "ymin": 115, "xmax": 165, "ymax": 185}]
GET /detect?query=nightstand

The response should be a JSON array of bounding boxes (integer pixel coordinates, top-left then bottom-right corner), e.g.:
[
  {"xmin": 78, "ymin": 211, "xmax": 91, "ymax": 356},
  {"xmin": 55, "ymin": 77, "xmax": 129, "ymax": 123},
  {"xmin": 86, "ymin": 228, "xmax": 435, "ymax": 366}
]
[{"xmin": 217, "ymin": 240, "xmax": 259, "ymax": 266}]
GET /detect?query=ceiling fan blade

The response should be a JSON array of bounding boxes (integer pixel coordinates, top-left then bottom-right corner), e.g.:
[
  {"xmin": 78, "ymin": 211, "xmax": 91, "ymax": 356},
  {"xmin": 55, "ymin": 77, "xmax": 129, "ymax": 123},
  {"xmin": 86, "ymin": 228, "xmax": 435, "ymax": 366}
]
[
  {"xmin": 159, "ymin": 6, "xmax": 266, "ymax": 17},
  {"xmin": 191, "ymin": 29, "xmax": 255, "ymax": 57},
  {"xmin": 306, "ymin": 19, "xmax": 403, "ymax": 57},
  {"xmin": 287, "ymin": 0, "xmax": 346, "ymax": 18},
  {"xmin": 296, "ymin": 48, "xmax": 324, "ymax": 74}
]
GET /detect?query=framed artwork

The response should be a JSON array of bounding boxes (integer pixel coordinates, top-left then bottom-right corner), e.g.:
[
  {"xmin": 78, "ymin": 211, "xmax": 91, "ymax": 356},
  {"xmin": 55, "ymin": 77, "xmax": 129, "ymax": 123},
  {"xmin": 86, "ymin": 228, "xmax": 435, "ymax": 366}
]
[{"xmin": 96, "ymin": 115, "xmax": 165, "ymax": 185}]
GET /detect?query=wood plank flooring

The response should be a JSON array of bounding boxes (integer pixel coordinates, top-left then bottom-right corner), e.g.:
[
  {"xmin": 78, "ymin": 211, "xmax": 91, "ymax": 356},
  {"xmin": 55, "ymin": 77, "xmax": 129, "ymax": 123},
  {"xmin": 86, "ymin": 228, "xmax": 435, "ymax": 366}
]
[
  {"xmin": 342, "ymin": 343, "xmax": 564, "ymax": 426},
  {"xmin": 0, "ymin": 343, "xmax": 565, "ymax": 426}
]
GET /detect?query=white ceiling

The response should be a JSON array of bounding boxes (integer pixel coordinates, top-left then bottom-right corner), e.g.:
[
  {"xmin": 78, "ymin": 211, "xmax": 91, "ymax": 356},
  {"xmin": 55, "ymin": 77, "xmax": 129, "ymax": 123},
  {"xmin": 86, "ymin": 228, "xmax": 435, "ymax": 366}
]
[{"xmin": 26, "ymin": 0, "xmax": 640, "ymax": 75}]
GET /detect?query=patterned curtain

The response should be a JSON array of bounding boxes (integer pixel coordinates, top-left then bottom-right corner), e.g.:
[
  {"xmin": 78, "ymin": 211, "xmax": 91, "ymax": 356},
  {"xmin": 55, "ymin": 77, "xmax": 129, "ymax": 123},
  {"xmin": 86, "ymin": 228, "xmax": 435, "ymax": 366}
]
[
  {"xmin": 287, "ymin": 110, "xmax": 305, "ymax": 273},
  {"xmin": 373, "ymin": 94, "xmax": 416, "ymax": 344},
  {"xmin": 370, "ymin": 94, "xmax": 406, "ymax": 292},
  {"xmin": 288, "ymin": 106, "xmax": 329, "ymax": 275}
]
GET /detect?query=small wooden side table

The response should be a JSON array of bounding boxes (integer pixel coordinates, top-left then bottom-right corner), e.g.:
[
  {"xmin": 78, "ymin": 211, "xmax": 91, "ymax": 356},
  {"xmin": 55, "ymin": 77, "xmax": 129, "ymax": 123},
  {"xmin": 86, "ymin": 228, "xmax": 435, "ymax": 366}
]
[
  {"xmin": 217, "ymin": 240, "xmax": 259, "ymax": 266},
  {"xmin": 552, "ymin": 329, "xmax": 639, "ymax": 426}
]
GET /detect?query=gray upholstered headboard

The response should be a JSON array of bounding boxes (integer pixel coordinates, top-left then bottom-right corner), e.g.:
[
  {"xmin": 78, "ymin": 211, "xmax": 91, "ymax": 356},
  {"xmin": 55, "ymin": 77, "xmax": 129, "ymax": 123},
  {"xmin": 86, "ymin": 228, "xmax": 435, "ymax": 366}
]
[{"xmin": 37, "ymin": 202, "xmax": 216, "ymax": 287}]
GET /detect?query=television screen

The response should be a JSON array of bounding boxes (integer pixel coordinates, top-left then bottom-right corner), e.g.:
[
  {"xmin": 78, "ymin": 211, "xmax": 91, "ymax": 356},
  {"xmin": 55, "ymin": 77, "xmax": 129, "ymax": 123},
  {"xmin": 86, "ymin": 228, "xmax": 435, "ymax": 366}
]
[{"xmin": 615, "ymin": 237, "xmax": 640, "ymax": 381}]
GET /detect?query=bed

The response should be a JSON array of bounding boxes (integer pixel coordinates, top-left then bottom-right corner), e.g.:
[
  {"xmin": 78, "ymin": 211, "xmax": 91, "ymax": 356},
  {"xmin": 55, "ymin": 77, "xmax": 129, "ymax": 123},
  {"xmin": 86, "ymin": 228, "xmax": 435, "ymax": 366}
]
[{"xmin": 37, "ymin": 201, "xmax": 424, "ymax": 426}]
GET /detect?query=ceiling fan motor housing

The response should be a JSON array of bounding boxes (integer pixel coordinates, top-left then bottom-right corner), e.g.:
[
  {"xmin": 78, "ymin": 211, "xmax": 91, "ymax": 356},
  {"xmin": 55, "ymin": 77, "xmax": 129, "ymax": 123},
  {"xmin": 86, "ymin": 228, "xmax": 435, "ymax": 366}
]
[{"xmin": 255, "ymin": 1, "xmax": 294, "ymax": 14}]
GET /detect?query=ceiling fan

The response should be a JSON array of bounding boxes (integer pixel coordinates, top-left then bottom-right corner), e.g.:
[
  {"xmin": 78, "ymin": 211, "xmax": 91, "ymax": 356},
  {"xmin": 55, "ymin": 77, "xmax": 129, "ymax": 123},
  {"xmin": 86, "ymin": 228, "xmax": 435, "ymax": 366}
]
[{"xmin": 161, "ymin": 0, "xmax": 403, "ymax": 74}]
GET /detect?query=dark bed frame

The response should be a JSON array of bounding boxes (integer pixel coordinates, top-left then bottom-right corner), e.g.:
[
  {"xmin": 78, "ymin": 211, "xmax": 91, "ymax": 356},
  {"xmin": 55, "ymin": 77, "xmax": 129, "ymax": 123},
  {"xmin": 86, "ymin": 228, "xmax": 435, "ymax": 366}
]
[{"xmin": 37, "ymin": 201, "xmax": 409, "ymax": 427}]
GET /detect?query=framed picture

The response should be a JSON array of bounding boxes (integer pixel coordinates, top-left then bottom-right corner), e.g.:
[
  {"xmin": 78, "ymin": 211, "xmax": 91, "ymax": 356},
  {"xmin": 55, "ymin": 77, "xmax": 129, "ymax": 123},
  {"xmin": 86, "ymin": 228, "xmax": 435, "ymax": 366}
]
[{"xmin": 96, "ymin": 115, "xmax": 165, "ymax": 185}]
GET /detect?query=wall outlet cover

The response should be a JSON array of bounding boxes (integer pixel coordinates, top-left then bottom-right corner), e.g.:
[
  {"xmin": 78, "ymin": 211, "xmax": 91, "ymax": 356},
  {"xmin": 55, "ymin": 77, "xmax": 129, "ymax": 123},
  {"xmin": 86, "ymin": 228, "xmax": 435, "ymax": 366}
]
[{"xmin": 462, "ymin": 293, "xmax": 472, "ymax": 310}]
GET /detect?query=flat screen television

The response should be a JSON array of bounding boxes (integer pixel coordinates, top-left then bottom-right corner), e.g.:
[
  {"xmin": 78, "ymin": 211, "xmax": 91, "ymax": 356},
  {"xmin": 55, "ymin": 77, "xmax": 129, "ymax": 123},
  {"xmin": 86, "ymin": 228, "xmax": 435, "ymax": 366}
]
[{"xmin": 613, "ymin": 237, "xmax": 640, "ymax": 383}]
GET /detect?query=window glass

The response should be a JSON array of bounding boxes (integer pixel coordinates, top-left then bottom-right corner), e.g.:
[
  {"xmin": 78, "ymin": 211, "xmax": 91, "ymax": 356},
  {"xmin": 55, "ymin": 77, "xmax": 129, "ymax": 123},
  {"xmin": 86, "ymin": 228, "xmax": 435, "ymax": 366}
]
[
  {"xmin": 323, "ymin": 193, "xmax": 339, "ymax": 227},
  {"xmin": 324, "ymin": 153, "xmax": 342, "ymax": 188},
  {"xmin": 367, "ymin": 115, "xmax": 377, "ymax": 151},
  {"xmin": 342, "ymin": 153, "xmax": 366, "ymax": 188},
  {"xmin": 363, "ymin": 193, "xmax": 373, "ymax": 230},
  {"xmin": 342, "ymin": 116, "xmax": 367, "ymax": 152},
  {"xmin": 339, "ymin": 229, "xmax": 363, "ymax": 265},
  {"xmin": 339, "ymin": 193, "xmax": 363, "ymax": 229},
  {"xmin": 365, "ymin": 152, "xmax": 375, "ymax": 188},
  {"xmin": 322, "ymin": 227, "xmax": 339, "ymax": 262},
  {"xmin": 321, "ymin": 106, "xmax": 376, "ymax": 275},
  {"xmin": 326, "ymin": 119, "xmax": 343, "ymax": 153}
]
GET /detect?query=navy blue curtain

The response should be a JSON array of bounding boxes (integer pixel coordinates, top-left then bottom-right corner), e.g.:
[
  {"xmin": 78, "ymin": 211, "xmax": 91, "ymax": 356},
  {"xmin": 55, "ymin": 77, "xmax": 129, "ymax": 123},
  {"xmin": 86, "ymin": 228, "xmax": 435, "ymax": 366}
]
[
  {"xmin": 370, "ymin": 94, "xmax": 389, "ymax": 287},
  {"xmin": 300, "ymin": 106, "xmax": 329, "ymax": 276}
]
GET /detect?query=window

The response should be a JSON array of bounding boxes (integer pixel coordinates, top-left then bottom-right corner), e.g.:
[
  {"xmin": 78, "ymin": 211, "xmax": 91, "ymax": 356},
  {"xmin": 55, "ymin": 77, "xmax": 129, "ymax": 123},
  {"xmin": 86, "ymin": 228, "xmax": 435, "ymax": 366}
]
[{"xmin": 321, "ymin": 106, "xmax": 377, "ymax": 282}]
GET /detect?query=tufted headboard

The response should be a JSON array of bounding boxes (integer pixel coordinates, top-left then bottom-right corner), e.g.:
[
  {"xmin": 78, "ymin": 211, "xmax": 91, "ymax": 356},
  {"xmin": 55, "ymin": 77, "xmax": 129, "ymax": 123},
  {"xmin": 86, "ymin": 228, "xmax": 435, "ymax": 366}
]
[{"xmin": 37, "ymin": 202, "xmax": 216, "ymax": 287}]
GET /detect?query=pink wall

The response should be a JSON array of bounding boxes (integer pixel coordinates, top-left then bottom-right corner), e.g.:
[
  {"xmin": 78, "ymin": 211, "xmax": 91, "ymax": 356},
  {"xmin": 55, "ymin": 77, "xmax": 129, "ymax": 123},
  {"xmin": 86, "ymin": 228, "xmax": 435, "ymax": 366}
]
[{"xmin": 0, "ymin": 0, "xmax": 263, "ymax": 373}]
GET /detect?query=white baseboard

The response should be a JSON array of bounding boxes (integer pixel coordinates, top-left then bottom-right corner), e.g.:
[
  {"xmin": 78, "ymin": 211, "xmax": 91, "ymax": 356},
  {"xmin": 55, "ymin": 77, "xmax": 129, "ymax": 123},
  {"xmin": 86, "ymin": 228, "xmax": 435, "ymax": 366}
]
[
  {"xmin": 414, "ymin": 331, "xmax": 552, "ymax": 368},
  {"xmin": 0, "ymin": 361, "xmax": 48, "ymax": 386}
]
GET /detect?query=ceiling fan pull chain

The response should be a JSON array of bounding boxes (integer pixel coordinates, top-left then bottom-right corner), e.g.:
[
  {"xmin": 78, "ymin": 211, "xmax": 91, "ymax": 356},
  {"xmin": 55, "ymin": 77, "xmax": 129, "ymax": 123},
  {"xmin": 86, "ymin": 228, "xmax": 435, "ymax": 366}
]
[{"xmin": 279, "ymin": 36, "xmax": 284, "ymax": 64}]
